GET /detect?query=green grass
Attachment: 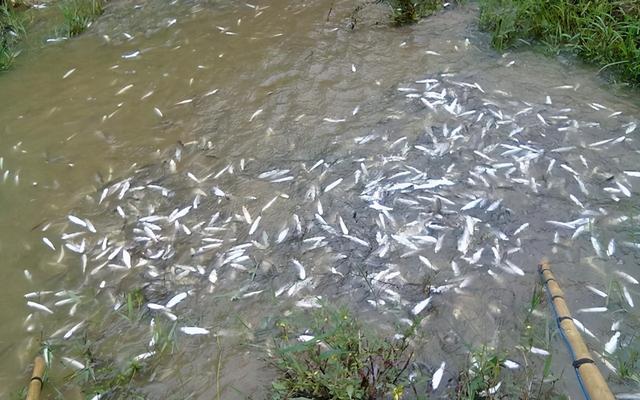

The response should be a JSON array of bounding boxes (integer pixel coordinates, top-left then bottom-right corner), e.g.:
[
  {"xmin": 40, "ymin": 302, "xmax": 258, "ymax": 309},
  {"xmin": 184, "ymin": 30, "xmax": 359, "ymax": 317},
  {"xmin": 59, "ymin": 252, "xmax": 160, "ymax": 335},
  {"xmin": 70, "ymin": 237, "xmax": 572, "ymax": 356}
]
[
  {"xmin": 270, "ymin": 307, "xmax": 414, "ymax": 400},
  {"xmin": 0, "ymin": 3, "xmax": 25, "ymax": 70},
  {"xmin": 119, "ymin": 287, "xmax": 146, "ymax": 322},
  {"xmin": 455, "ymin": 346, "xmax": 505, "ymax": 399},
  {"xmin": 478, "ymin": 0, "xmax": 640, "ymax": 85},
  {"xmin": 385, "ymin": 0, "xmax": 446, "ymax": 25},
  {"xmin": 59, "ymin": 0, "xmax": 104, "ymax": 37}
]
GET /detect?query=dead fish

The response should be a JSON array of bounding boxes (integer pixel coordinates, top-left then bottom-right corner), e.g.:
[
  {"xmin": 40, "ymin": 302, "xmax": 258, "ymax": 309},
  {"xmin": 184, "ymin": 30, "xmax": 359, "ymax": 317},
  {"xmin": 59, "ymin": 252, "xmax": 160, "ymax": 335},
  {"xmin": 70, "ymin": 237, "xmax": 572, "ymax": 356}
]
[
  {"xmin": 578, "ymin": 307, "xmax": 608, "ymax": 313},
  {"xmin": 291, "ymin": 259, "xmax": 306, "ymax": 280},
  {"xmin": 249, "ymin": 109, "xmax": 263, "ymax": 122},
  {"xmin": 116, "ymin": 84, "xmax": 134, "ymax": 96},
  {"xmin": 166, "ymin": 292, "xmax": 188, "ymax": 308},
  {"xmin": 62, "ymin": 357, "xmax": 85, "ymax": 370},
  {"xmin": 614, "ymin": 271, "xmax": 639, "ymax": 285},
  {"xmin": 62, "ymin": 68, "xmax": 76, "ymax": 79},
  {"xmin": 324, "ymin": 178, "xmax": 343, "ymax": 193},
  {"xmin": 27, "ymin": 301, "xmax": 54, "ymax": 314},
  {"xmin": 419, "ymin": 255, "xmax": 438, "ymax": 271},
  {"xmin": 249, "ymin": 216, "xmax": 261, "ymax": 235},
  {"xmin": 530, "ymin": 347, "xmax": 549, "ymax": 356},
  {"xmin": 411, "ymin": 297, "xmax": 431, "ymax": 315},
  {"xmin": 121, "ymin": 50, "xmax": 140, "ymax": 59},
  {"xmin": 591, "ymin": 236, "xmax": 603, "ymax": 257},
  {"xmin": 513, "ymin": 223, "xmax": 529, "ymax": 236},
  {"xmin": 623, "ymin": 286, "xmax": 634, "ymax": 308},
  {"xmin": 604, "ymin": 331, "xmax": 620, "ymax": 354},
  {"xmin": 63, "ymin": 321, "xmax": 84, "ymax": 339},
  {"xmin": 432, "ymin": 361, "xmax": 445, "ymax": 390},
  {"xmin": 323, "ymin": 117, "xmax": 346, "ymax": 123},
  {"xmin": 586, "ymin": 285, "xmax": 607, "ymax": 298},
  {"xmin": 180, "ymin": 326, "xmax": 210, "ymax": 335},
  {"xmin": 42, "ymin": 237, "xmax": 56, "ymax": 251},
  {"xmin": 461, "ymin": 197, "xmax": 483, "ymax": 211},
  {"xmin": 607, "ymin": 239, "xmax": 616, "ymax": 257},
  {"xmin": 457, "ymin": 216, "xmax": 476, "ymax": 254}
]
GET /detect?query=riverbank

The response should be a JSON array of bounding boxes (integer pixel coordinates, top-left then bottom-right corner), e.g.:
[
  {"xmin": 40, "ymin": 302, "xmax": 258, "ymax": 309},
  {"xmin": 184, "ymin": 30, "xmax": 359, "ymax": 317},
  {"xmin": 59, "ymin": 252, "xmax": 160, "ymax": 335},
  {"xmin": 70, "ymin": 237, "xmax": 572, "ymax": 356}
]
[
  {"xmin": 3, "ymin": 0, "xmax": 640, "ymax": 87},
  {"xmin": 477, "ymin": 0, "xmax": 640, "ymax": 86},
  {"xmin": 0, "ymin": 0, "xmax": 104, "ymax": 70}
]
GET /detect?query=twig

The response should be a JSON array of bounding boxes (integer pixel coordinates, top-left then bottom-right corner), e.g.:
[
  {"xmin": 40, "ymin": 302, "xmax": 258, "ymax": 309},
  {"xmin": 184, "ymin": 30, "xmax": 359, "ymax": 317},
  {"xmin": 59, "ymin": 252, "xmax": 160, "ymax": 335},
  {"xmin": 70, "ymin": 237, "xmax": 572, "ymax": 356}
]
[{"xmin": 215, "ymin": 335, "xmax": 223, "ymax": 400}]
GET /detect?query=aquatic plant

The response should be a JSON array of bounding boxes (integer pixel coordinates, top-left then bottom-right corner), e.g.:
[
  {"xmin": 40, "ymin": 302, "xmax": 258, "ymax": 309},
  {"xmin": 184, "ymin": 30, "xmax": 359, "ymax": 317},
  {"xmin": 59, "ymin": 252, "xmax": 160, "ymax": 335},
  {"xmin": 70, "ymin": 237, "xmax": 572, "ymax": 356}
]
[
  {"xmin": 270, "ymin": 307, "xmax": 414, "ymax": 400},
  {"xmin": 120, "ymin": 287, "xmax": 146, "ymax": 322},
  {"xmin": 8, "ymin": 387, "xmax": 27, "ymax": 400},
  {"xmin": 455, "ymin": 346, "xmax": 505, "ymax": 399},
  {"xmin": 0, "ymin": 3, "xmax": 25, "ymax": 70},
  {"xmin": 68, "ymin": 339, "xmax": 149, "ymax": 399},
  {"xmin": 478, "ymin": 0, "xmax": 640, "ymax": 85},
  {"xmin": 59, "ymin": 0, "xmax": 104, "ymax": 37}
]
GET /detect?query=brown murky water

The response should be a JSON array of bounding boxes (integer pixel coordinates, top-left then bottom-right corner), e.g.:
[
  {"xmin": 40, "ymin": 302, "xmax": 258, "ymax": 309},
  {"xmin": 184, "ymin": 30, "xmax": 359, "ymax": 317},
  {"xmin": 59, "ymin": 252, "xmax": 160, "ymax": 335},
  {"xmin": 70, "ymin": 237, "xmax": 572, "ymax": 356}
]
[{"xmin": 1, "ymin": 0, "xmax": 639, "ymax": 398}]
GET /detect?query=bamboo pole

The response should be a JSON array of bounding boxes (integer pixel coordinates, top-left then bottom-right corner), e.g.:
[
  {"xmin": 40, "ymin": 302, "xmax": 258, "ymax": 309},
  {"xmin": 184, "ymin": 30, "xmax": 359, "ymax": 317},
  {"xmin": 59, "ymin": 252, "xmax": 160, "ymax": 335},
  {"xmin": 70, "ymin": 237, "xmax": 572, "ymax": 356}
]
[
  {"xmin": 26, "ymin": 356, "xmax": 45, "ymax": 400},
  {"xmin": 538, "ymin": 259, "xmax": 615, "ymax": 400}
]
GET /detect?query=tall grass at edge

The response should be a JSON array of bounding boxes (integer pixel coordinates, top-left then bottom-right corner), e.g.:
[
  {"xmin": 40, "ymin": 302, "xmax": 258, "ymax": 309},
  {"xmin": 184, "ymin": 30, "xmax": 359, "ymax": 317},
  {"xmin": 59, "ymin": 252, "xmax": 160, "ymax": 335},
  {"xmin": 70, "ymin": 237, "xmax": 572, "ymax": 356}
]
[{"xmin": 478, "ymin": 0, "xmax": 640, "ymax": 85}]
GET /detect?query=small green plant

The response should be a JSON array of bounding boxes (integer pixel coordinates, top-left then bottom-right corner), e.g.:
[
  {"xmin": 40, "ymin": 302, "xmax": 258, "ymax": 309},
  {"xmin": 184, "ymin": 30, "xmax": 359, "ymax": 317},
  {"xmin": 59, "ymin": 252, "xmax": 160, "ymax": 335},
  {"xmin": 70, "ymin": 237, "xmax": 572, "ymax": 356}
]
[
  {"xmin": 602, "ymin": 314, "xmax": 640, "ymax": 385},
  {"xmin": 151, "ymin": 319, "xmax": 178, "ymax": 356},
  {"xmin": 9, "ymin": 386, "xmax": 27, "ymax": 400},
  {"xmin": 68, "ymin": 340, "xmax": 148, "ymax": 399},
  {"xmin": 613, "ymin": 346, "xmax": 640, "ymax": 384},
  {"xmin": 59, "ymin": 0, "xmax": 104, "ymax": 37},
  {"xmin": 271, "ymin": 307, "xmax": 413, "ymax": 400},
  {"xmin": 120, "ymin": 287, "xmax": 146, "ymax": 322},
  {"xmin": 0, "ymin": 3, "xmax": 25, "ymax": 70},
  {"xmin": 385, "ymin": 0, "xmax": 445, "ymax": 25},
  {"xmin": 455, "ymin": 346, "xmax": 505, "ymax": 399}
]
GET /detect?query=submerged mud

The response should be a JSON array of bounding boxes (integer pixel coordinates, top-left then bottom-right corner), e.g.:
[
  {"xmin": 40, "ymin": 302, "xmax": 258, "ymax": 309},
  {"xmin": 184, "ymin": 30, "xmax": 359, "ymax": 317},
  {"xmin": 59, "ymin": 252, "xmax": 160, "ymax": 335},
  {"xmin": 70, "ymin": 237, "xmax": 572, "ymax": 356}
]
[{"xmin": 1, "ymin": 0, "xmax": 639, "ymax": 399}]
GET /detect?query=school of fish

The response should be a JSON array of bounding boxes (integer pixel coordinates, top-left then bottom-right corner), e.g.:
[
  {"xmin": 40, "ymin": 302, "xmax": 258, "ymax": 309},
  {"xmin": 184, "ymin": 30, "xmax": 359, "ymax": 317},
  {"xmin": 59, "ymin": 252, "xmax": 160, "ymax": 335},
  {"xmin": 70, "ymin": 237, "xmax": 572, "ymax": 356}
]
[{"xmin": 2, "ymin": 1, "xmax": 639, "ymax": 398}]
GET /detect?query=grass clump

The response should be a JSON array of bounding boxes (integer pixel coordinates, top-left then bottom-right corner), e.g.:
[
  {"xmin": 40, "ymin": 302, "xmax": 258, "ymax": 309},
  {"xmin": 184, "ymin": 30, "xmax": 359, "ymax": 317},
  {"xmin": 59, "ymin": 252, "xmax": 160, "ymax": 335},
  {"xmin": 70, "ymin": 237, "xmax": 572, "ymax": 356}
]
[
  {"xmin": 455, "ymin": 346, "xmax": 505, "ymax": 399},
  {"xmin": 0, "ymin": 3, "xmax": 25, "ymax": 70},
  {"xmin": 478, "ymin": 0, "xmax": 640, "ymax": 85},
  {"xmin": 271, "ymin": 307, "xmax": 413, "ymax": 400},
  {"xmin": 385, "ymin": 0, "xmax": 446, "ymax": 25},
  {"xmin": 59, "ymin": 0, "xmax": 104, "ymax": 37}
]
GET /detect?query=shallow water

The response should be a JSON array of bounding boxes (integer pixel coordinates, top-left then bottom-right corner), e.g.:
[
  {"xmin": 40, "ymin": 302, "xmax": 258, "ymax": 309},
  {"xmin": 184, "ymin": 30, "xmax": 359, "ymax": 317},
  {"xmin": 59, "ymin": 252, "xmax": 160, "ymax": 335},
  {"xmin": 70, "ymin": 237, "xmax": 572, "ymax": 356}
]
[{"xmin": 1, "ymin": 0, "xmax": 639, "ymax": 398}]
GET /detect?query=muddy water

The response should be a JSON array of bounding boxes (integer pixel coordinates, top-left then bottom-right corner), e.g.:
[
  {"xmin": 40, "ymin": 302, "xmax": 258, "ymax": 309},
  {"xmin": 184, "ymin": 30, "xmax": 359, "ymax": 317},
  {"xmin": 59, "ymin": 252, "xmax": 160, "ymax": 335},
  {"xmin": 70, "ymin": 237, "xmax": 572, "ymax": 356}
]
[{"xmin": 1, "ymin": 0, "xmax": 639, "ymax": 398}]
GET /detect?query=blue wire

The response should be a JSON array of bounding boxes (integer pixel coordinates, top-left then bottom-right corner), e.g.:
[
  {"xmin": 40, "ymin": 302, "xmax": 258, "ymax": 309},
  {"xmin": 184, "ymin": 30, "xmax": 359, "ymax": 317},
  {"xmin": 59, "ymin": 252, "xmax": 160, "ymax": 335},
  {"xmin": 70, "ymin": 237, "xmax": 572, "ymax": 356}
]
[{"xmin": 541, "ymin": 278, "xmax": 592, "ymax": 400}]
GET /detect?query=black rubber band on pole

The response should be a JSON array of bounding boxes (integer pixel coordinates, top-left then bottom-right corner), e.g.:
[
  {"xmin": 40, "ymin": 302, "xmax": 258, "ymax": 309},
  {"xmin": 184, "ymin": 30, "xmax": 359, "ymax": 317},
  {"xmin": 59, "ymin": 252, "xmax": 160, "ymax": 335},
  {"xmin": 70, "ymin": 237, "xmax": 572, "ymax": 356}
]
[
  {"xmin": 539, "ymin": 268, "xmax": 552, "ymax": 274},
  {"xmin": 558, "ymin": 316, "xmax": 572, "ymax": 323},
  {"xmin": 544, "ymin": 277, "xmax": 556, "ymax": 284},
  {"xmin": 552, "ymin": 294, "xmax": 564, "ymax": 301},
  {"xmin": 30, "ymin": 376, "xmax": 43, "ymax": 385},
  {"xmin": 573, "ymin": 358, "xmax": 595, "ymax": 368}
]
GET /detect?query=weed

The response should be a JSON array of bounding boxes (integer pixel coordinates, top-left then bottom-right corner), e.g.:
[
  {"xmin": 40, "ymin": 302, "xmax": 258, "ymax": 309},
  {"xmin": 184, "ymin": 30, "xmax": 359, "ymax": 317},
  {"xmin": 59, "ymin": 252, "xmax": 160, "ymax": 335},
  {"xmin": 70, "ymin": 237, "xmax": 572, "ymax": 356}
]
[
  {"xmin": 119, "ymin": 287, "xmax": 146, "ymax": 322},
  {"xmin": 9, "ymin": 387, "xmax": 27, "ymax": 400},
  {"xmin": 59, "ymin": 0, "xmax": 104, "ymax": 37},
  {"xmin": 612, "ymin": 345, "xmax": 640, "ymax": 384},
  {"xmin": 270, "ymin": 307, "xmax": 413, "ymax": 400},
  {"xmin": 385, "ymin": 0, "xmax": 445, "ymax": 25},
  {"xmin": 478, "ymin": 0, "xmax": 640, "ymax": 85},
  {"xmin": 68, "ymin": 339, "xmax": 148, "ymax": 399},
  {"xmin": 455, "ymin": 346, "xmax": 505, "ymax": 399},
  {"xmin": 0, "ymin": 3, "xmax": 25, "ymax": 70},
  {"xmin": 150, "ymin": 319, "xmax": 178, "ymax": 356}
]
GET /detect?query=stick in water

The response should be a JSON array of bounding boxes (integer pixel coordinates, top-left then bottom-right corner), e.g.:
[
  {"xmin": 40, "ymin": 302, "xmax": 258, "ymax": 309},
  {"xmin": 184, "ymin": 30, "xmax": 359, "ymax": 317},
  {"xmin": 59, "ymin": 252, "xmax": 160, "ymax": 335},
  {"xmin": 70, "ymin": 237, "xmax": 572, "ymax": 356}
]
[
  {"xmin": 538, "ymin": 259, "xmax": 615, "ymax": 400},
  {"xmin": 26, "ymin": 356, "xmax": 45, "ymax": 400}
]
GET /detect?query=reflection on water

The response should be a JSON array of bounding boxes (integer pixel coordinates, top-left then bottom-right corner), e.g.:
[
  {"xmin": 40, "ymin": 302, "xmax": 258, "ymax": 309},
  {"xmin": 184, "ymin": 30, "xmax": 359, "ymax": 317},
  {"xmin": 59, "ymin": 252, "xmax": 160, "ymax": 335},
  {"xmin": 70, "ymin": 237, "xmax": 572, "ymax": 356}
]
[{"xmin": 1, "ymin": 0, "xmax": 639, "ymax": 398}]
